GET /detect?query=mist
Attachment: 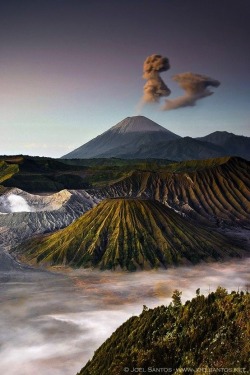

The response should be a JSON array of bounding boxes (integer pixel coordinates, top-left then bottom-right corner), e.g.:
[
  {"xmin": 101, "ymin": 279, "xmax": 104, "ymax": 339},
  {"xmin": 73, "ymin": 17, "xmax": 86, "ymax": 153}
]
[
  {"xmin": 7, "ymin": 194, "xmax": 31, "ymax": 213},
  {"xmin": 0, "ymin": 194, "xmax": 32, "ymax": 214},
  {"xmin": 0, "ymin": 258, "xmax": 249, "ymax": 375}
]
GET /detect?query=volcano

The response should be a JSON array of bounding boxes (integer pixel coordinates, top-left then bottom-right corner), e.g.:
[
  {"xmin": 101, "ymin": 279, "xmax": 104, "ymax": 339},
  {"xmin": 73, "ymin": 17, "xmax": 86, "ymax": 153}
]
[
  {"xmin": 14, "ymin": 199, "xmax": 244, "ymax": 271},
  {"xmin": 62, "ymin": 116, "xmax": 180, "ymax": 159},
  {"xmin": 62, "ymin": 116, "xmax": 250, "ymax": 160}
]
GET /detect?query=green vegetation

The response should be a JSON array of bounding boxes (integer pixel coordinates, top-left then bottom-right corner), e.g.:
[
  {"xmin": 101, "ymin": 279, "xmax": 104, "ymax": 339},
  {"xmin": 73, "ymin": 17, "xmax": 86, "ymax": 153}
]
[
  {"xmin": 0, "ymin": 160, "xmax": 19, "ymax": 183},
  {"xmin": 0, "ymin": 155, "xmax": 91, "ymax": 192},
  {"xmin": 0, "ymin": 155, "xmax": 174, "ymax": 192},
  {"xmin": 165, "ymin": 156, "xmax": 231, "ymax": 173},
  {"xmin": 15, "ymin": 199, "xmax": 244, "ymax": 270},
  {"xmin": 78, "ymin": 288, "xmax": 250, "ymax": 374},
  {"xmin": 1, "ymin": 155, "xmax": 242, "ymax": 193},
  {"xmin": 60, "ymin": 157, "xmax": 174, "ymax": 168}
]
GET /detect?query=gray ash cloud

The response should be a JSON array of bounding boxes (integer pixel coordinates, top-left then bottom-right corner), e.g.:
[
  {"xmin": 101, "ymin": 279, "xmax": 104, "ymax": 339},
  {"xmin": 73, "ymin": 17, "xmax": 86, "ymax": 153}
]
[
  {"xmin": 142, "ymin": 54, "xmax": 171, "ymax": 103},
  {"xmin": 163, "ymin": 72, "xmax": 220, "ymax": 110}
]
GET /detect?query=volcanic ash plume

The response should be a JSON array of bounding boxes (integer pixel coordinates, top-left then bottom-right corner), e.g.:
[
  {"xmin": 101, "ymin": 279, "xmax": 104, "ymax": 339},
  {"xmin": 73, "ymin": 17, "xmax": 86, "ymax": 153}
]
[
  {"xmin": 163, "ymin": 72, "xmax": 220, "ymax": 110},
  {"xmin": 143, "ymin": 54, "xmax": 171, "ymax": 103}
]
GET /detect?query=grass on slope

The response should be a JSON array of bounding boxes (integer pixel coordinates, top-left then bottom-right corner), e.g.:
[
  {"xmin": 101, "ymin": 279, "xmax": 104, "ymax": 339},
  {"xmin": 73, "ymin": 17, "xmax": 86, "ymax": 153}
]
[
  {"xmin": 15, "ymin": 199, "xmax": 244, "ymax": 271},
  {"xmin": 0, "ymin": 160, "xmax": 19, "ymax": 184},
  {"xmin": 165, "ymin": 156, "xmax": 231, "ymax": 173}
]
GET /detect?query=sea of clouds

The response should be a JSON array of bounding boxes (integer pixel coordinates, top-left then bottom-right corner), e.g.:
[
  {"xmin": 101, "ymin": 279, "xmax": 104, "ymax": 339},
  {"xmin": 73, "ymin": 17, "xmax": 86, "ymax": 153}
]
[{"xmin": 0, "ymin": 258, "xmax": 249, "ymax": 375}]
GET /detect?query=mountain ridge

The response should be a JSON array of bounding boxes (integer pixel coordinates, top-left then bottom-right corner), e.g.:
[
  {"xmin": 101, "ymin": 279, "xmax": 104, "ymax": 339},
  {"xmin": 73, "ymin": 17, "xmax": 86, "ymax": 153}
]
[
  {"xmin": 97, "ymin": 156, "xmax": 250, "ymax": 227},
  {"xmin": 62, "ymin": 116, "xmax": 250, "ymax": 160}
]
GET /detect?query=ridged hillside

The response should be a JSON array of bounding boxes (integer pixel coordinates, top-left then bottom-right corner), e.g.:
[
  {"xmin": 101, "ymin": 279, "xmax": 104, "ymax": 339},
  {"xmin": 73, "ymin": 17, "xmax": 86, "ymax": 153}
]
[
  {"xmin": 15, "ymin": 199, "xmax": 244, "ymax": 271},
  {"xmin": 99, "ymin": 157, "xmax": 250, "ymax": 226},
  {"xmin": 78, "ymin": 289, "xmax": 250, "ymax": 374}
]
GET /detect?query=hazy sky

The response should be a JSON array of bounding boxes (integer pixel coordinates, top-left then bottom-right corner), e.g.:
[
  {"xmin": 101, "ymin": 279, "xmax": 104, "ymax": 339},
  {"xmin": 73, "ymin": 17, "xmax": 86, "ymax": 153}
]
[{"xmin": 0, "ymin": 0, "xmax": 250, "ymax": 157}]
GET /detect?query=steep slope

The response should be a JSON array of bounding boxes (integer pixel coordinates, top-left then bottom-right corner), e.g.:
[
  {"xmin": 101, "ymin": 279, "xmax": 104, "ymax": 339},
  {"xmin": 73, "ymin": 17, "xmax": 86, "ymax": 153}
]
[
  {"xmin": 78, "ymin": 289, "xmax": 249, "ymax": 374},
  {"xmin": 98, "ymin": 157, "xmax": 250, "ymax": 226},
  {"xmin": 14, "ymin": 199, "xmax": 244, "ymax": 271},
  {"xmin": 62, "ymin": 116, "xmax": 180, "ymax": 159}
]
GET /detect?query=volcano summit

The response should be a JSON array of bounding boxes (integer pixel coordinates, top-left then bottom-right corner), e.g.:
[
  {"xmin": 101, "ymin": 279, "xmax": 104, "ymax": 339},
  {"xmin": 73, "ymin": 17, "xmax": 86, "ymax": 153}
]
[
  {"xmin": 62, "ymin": 116, "xmax": 250, "ymax": 160},
  {"xmin": 62, "ymin": 116, "xmax": 180, "ymax": 159}
]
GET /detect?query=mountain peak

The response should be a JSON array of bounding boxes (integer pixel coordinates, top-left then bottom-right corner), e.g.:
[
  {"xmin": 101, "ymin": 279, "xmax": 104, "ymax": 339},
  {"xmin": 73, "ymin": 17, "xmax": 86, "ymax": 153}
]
[
  {"xmin": 62, "ymin": 116, "xmax": 180, "ymax": 159},
  {"xmin": 110, "ymin": 116, "xmax": 169, "ymax": 134}
]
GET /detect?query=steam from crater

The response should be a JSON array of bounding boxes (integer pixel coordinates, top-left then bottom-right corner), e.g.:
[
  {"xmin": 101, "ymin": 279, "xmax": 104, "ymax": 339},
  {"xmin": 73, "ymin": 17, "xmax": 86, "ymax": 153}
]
[{"xmin": 7, "ymin": 194, "xmax": 31, "ymax": 213}]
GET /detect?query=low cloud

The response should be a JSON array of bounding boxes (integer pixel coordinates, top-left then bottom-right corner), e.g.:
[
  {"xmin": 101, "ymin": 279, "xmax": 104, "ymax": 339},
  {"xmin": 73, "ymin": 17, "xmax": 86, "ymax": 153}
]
[{"xmin": 0, "ymin": 259, "xmax": 249, "ymax": 375}]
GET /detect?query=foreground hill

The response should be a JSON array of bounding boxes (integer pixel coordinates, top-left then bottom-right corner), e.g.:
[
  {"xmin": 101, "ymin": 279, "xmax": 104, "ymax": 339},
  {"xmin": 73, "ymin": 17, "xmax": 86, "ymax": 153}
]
[
  {"xmin": 14, "ymin": 199, "xmax": 244, "ymax": 271},
  {"xmin": 99, "ymin": 157, "xmax": 250, "ymax": 227},
  {"xmin": 78, "ymin": 289, "xmax": 249, "ymax": 374}
]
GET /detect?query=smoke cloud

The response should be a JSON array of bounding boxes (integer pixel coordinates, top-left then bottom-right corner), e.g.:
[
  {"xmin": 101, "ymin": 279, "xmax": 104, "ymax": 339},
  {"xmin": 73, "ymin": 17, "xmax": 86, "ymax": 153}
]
[
  {"xmin": 142, "ymin": 54, "xmax": 171, "ymax": 103},
  {"xmin": 7, "ymin": 194, "xmax": 31, "ymax": 213},
  {"xmin": 163, "ymin": 72, "xmax": 220, "ymax": 110}
]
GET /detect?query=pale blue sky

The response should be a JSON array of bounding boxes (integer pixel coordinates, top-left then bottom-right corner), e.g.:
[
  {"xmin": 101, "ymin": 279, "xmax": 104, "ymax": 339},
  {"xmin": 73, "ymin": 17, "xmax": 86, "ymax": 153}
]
[{"xmin": 0, "ymin": 0, "xmax": 249, "ymax": 157}]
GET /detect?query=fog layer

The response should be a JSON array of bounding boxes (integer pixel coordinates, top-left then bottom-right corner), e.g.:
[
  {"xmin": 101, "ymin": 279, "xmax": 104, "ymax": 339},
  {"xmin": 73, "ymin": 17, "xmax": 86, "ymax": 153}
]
[{"xmin": 0, "ymin": 259, "xmax": 249, "ymax": 375}]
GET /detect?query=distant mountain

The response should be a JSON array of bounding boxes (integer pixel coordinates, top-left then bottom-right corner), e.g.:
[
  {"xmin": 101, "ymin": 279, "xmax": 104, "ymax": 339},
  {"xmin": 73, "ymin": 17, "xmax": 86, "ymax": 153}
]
[
  {"xmin": 62, "ymin": 116, "xmax": 250, "ymax": 160},
  {"xmin": 78, "ymin": 289, "xmax": 249, "ymax": 374},
  {"xmin": 121, "ymin": 136, "xmax": 226, "ymax": 160},
  {"xmin": 197, "ymin": 131, "xmax": 250, "ymax": 160},
  {"xmin": 62, "ymin": 116, "xmax": 180, "ymax": 159},
  {"xmin": 14, "ymin": 199, "xmax": 244, "ymax": 271}
]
